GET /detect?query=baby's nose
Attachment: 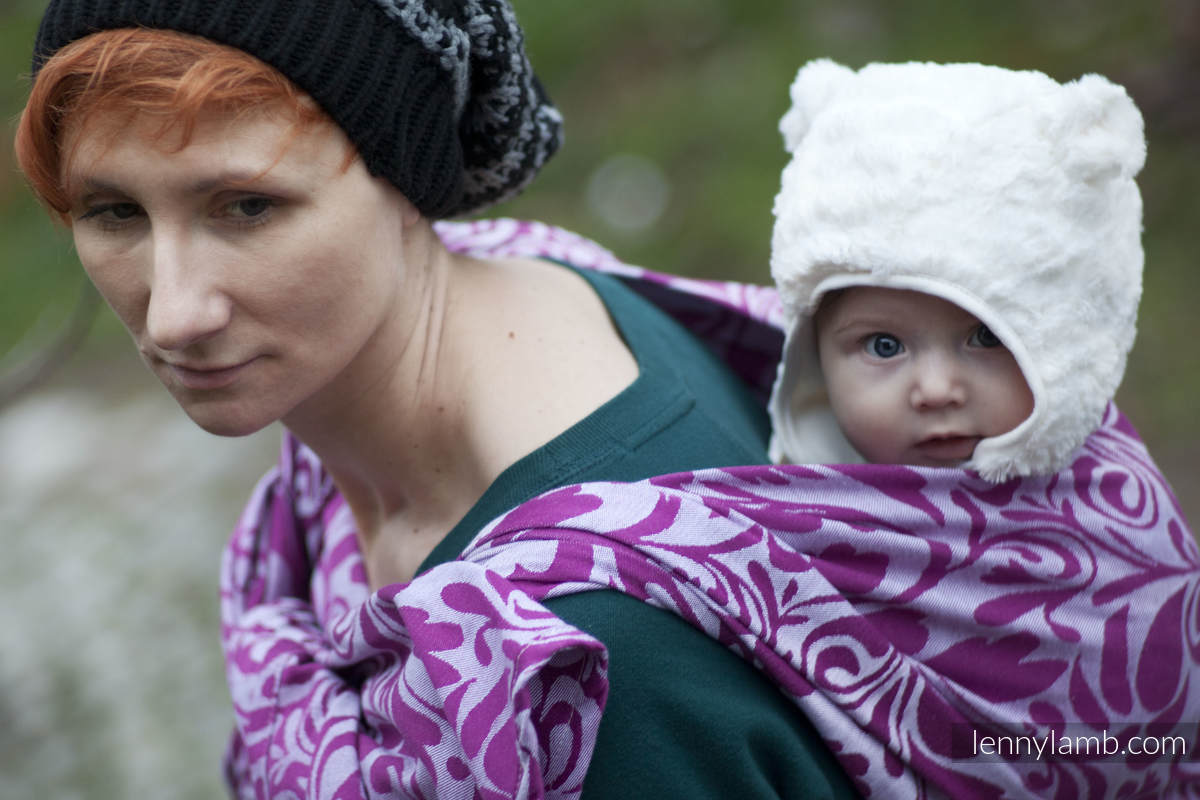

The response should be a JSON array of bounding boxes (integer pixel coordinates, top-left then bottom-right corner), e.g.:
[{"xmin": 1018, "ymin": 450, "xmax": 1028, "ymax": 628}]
[{"xmin": 910, "ymin": 356, "xmax": 967, "ymax": 409}]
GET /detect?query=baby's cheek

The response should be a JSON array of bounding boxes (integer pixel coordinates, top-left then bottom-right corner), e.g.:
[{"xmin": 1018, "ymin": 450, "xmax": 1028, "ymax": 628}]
[
  {"xmin": 985, "ymin": 364, "xmax": 1035, "ymax": 435},
  {"xmin": 841, "ymin": 394, "xmax": 907, "ymax": 462},
  {"xmin": 836, "ymin": 404, "xmax": 881, "ymax": 454}
]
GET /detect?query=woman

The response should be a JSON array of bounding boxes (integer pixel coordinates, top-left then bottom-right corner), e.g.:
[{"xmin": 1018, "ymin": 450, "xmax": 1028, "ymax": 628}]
[
  {"xmin": 18, "ymin": 1, "xmax": 856, "ymax": 797},
  {"xmin": 20, "ymin": 3, "xmax": 1200, "ymax": 799}
]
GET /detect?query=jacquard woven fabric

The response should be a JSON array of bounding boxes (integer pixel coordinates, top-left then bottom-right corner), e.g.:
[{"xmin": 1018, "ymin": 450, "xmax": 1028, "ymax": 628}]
[
  {"xmin": 221, "ymin": 220, "xmax": 1200, "ymax": 799},
  {"xmin": 33, "ymin": 0, "xmax": 562, "ymax": 218}
]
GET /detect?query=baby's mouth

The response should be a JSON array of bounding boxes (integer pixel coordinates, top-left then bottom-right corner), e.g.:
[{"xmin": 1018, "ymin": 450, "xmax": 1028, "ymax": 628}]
[{"xmin": 915, "ymin": 435, "xmax": 981, "ymax": 462}]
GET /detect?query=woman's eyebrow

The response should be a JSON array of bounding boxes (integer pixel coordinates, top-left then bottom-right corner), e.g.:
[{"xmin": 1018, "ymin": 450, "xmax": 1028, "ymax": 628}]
[
  {"xmin": 67, "ymin": 175, "xmax": 128, "ymax": 201},
  {"xmin": 186, "ymin": 169, "xmax": 278, "ymax": 193},
  {"xmin": 70, "ymin": 169, "xmax": 280, "ymax": 199}
]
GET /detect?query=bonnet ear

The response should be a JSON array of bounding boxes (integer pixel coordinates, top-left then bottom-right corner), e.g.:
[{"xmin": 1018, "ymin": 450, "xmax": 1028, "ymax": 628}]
[
  {"xmin": 1048, "ymin": 74, "xmax": 1146, "ymax": 183},
  {"xmin": 780, "ymin": 59, "xmax": 856, "ymax": 153}
]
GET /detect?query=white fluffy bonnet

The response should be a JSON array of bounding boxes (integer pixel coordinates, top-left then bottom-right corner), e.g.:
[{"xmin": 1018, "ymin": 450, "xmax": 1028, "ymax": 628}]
[{"xmin": 767, "ymin": 60, "xmax": 1146, "ymax": 481}]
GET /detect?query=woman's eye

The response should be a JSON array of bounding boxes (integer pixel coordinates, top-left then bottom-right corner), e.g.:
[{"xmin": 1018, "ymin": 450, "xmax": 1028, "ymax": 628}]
[
  {"xmin": 216, "ymin": 196, "xmax": 276, "ymax": 224},
  {"xmin": 865, "ymin": 333, "xmax": 904, "ymax": 358},
  {"xmin": 970, "ymin": 324, "xmax": 1003, "ymax": 348},
  {"xmin": 224, "ymin": 197, "xmax": 274, "ymax": 219},
  {"xmin": 79, "ymin": 201, "xmax": 143, "ymax": 225},
  {"xmin": 108, "ymin": 203, "xmax": 141, "ymax": 220}
]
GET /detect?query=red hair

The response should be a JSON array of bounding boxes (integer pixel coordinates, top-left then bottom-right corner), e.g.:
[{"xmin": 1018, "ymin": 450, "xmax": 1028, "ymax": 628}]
[{"xmin": 15, "ymin": 28, "xmax": 331, "ymax": 219}]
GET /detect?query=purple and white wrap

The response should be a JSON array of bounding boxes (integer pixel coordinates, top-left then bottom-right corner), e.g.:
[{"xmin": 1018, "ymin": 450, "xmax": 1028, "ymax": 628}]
[{"xmin": 221, "ymin": 220, "xmax": 1200, "ymax": 799}]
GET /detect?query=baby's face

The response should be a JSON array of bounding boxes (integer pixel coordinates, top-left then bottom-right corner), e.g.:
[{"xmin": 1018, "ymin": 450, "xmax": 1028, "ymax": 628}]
[{"xmin": 815, "ymin": 287, "xmax": 1033, "ymax": 467}]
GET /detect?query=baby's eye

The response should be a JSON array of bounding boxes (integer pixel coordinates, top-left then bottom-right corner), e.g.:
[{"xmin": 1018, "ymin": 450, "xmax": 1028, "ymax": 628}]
[
  {"xmin": 969, "ymin": 324, "xmax": 1003, "ymax": 348},
  {"xmin": 865, "ymin": 333, "xmax": 904, "ymax": 358}
]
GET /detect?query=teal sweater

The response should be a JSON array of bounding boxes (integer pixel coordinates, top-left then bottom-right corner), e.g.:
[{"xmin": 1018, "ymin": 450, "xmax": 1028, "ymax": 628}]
[{"xmin": 418, "ymin": 266, "xmax": 858, "ymax": 798}]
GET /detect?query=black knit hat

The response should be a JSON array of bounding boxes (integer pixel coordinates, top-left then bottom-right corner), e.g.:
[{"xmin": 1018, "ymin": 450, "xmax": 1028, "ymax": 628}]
[{"xmin": 32, "ymin": 0, "xmax": 563, "ymax": 219}]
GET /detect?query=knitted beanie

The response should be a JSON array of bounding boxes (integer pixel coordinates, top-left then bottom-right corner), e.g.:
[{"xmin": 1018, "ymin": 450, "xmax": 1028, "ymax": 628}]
[
  {"xmin": 32, "ymin": 0, "xmax": 562, "ymax": 219},
  {"xmin": 768, "ymin": 60, "xmax": 1145, "ymax": 481}
]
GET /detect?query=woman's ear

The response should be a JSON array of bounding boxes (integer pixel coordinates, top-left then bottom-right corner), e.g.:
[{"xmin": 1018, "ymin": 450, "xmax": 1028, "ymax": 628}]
[{"xmin": 398, "ymin": 192, "xmax": 422, "ymax": 228}]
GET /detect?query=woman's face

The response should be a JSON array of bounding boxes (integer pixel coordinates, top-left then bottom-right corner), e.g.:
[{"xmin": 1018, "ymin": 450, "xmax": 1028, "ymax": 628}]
[{"xmin": 62, "ymin": 107, "xmax": 419, "ymax": 436}]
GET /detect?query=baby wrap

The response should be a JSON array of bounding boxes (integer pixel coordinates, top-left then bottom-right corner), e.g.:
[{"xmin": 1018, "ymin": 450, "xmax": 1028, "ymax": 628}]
[{"xmin": 221, "ymin": 220, "xmax": 1200, "ymax": 799}]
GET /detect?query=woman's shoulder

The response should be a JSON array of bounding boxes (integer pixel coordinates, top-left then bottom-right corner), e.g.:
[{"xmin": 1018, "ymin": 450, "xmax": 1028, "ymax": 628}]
[
  {"xmin": 435, "ymin": 217, "xmax": 787, "ymax": 404},
  {"xmin": 435, "ymin": 217, "xmax": 784, "ymax": 326}
]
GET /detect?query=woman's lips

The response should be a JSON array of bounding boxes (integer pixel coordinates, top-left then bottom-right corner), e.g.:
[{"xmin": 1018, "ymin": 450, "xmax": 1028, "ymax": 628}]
[
  {"xmin": 167, "ymin": 357, "xmax": 257, "ymax": 390},
  {"xmin": 915, "ymin": 435, "xmax": 981, "ymax": 462}
]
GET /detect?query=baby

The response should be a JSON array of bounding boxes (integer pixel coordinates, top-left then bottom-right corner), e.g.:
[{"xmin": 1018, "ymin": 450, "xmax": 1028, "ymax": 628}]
[{"xmin": 767, "ymin": 60, "xmax": 1146, "ymax": 482}]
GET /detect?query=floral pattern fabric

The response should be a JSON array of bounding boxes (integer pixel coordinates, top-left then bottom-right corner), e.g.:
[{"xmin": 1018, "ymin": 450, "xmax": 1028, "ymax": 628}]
[{"xmin": 221, "ymin": 219, "xmax": 1200, "ymax": 799}]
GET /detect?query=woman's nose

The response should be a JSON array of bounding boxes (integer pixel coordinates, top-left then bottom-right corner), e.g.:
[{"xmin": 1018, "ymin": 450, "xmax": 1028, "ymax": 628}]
[
  {"xmin": 909, "ymin": 354, "xmax": 967, "ymax": 409},
  {"xmin": 145, "ymin": 235, "xmax": 231, "ymax": 351}
]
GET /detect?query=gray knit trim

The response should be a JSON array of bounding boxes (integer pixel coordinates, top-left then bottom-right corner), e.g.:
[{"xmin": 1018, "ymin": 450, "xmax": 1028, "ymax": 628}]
[
  {"xmin": 372, "ymin": 0, "xmax": 471, "ymax": 113},
  {"xmin": 460, "ymin": 0, "xmax": 561, "ymax": 208},
  {"xmin": 368, "ymin": 0, "xmax": 561, "ymax": 213}
]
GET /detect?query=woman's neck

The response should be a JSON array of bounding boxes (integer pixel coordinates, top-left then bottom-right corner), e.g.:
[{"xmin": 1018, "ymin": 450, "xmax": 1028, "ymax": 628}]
[
  {"xmin": 281, "ymin": 239, "xmax": 638, "ymax": 587},
  {"xmin": 277, "ymin": 227, "xmax": 486, "ymax": 576}
]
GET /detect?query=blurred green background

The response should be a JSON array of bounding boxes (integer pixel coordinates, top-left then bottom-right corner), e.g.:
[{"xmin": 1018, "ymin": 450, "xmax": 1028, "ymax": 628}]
[{"xmin": 1, "ymin": 1, "xmax": 1197, "ymax": 797}]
